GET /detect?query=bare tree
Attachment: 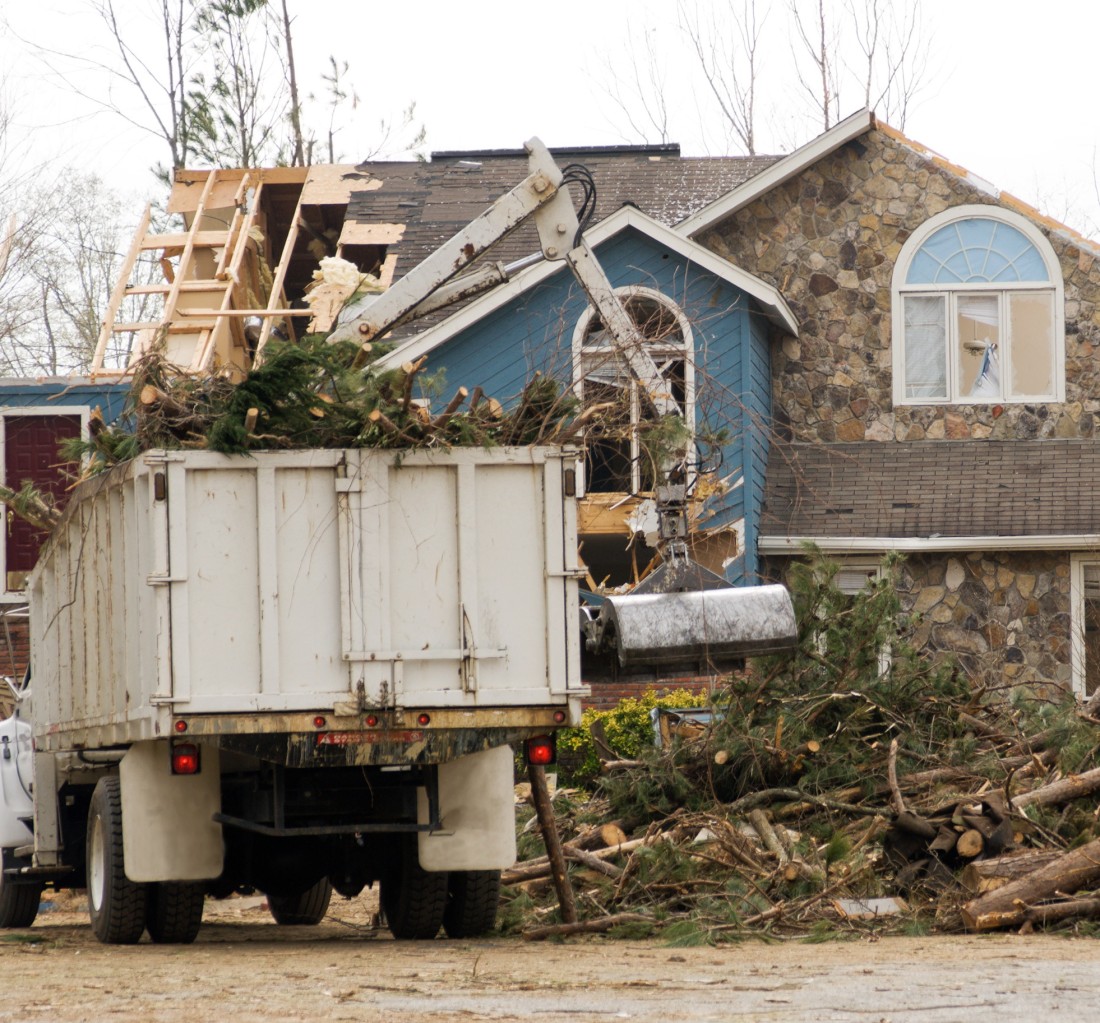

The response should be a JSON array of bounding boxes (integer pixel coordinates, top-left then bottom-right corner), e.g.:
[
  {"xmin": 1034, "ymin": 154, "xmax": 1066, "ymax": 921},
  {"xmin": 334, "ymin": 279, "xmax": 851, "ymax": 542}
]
[
  {"xmin": 91, "ymin": 0, "xmax": 203, "ymax": 176},
  {"xmin": 604, "ymin": 0, "xmax": 929, "ymax": 155},
  {"xmin": 845, "ymin": 0, "xmax": 928, "ymax": 131},
  {"xmin": 600, "ymin": 25, "xmax": 673, "ymax": 146},
  {"xmin": 789, "ymin": 0, "xmax": 841, "ymax": 131}
]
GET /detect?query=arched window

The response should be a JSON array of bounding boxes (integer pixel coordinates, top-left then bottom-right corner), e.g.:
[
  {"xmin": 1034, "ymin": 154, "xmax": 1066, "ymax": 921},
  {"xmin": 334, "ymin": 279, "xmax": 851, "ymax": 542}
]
[
  {"xmin": 571, "ymin": 287, "xmax": 693, "ymax": 494},
  {"xmin": 892, "ymin": 206, "xmax": 1063, "ymax": 404}
]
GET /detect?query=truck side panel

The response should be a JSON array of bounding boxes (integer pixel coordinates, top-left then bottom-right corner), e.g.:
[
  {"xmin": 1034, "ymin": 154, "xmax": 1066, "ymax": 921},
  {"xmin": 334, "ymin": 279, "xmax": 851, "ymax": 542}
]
[{"xmin": 29, "ymin": 447, "xmax": 582, "ymax": 750}]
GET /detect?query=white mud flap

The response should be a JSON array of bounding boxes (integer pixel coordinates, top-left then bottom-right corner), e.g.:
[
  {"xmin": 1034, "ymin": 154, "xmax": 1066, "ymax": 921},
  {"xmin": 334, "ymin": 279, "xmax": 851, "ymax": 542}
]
[
  {"xmin": 416, "ymin": 745, "xmax": 517, "ymax": 872},
  {"xmin": 119, "ymin": 740, "xmax": 223, "ymax": 882}
]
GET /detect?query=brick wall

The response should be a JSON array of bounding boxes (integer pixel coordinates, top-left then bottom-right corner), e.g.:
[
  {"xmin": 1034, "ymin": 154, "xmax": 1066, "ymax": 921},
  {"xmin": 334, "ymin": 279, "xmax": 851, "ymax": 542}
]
[{"xmin": 582, "ymin": 677, "xmax": 716, "ymax": 710}]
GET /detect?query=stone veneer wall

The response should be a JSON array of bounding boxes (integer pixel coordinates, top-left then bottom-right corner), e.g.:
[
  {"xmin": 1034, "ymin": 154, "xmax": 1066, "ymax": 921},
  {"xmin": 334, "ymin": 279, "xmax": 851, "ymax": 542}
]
[
  {"xmin": 762, "ymin": 550, "xmax": 1073, "ymax": 695},
  {"xmin": 897, "ymin": 551, "xmax": 1071, "ymax": 695},
  {"xmin": 700, "ymin": 128, "xmax": 1100, "ymax": 443}
]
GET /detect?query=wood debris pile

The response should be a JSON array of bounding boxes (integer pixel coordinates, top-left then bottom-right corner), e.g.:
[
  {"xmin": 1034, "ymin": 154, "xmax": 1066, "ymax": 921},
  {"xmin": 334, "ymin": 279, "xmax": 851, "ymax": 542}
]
[
  {"xmin": 505, "ymin": 556, "xmax": 1100, "ymax": 942},
  {"xmin": 3, "ymin": 338, "xmax": 593, "ymax": 520}
]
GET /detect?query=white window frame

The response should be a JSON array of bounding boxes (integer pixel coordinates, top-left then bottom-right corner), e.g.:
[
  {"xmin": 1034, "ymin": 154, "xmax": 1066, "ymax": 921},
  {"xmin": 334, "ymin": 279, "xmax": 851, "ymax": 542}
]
[
  {"xmin": 571, "ymin": 286, "xmax": 694, "ymax": 494},
  {"xmin": 0, "ymin": 406, "xmax": 90, "ymax": 602},
  {"xmin": 892, "ymin": 205, "xmax": 1064, "ymax": 406},
  {"xmin": 1070, "ymin": 554, "xmax": 1100, "ymax": 698}
]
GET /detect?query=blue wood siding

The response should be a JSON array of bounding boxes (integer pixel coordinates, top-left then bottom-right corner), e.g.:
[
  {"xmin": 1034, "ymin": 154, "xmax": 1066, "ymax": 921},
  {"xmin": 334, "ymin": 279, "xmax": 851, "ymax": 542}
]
[
  {"xmin": 423, "ymin": 227, "xmax": 776, "ymax": 585},
  {"xmin": 0, "ymin": 381, "xmax": 130, "ymax": 422}
]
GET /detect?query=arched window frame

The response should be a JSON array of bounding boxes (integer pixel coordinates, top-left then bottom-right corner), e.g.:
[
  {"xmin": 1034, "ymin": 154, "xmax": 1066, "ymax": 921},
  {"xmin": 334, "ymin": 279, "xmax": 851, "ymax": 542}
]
[
  {"xmin": 571, "ymin": 286, "xmax": 695, "ymax": 494},
  {"xmin": 891, "ymin": 205, "xmax": 1064, "ymax": 406}
]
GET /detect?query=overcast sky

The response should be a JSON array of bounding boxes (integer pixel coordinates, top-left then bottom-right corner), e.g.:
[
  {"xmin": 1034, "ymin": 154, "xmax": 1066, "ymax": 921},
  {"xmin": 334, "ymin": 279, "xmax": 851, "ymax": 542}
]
[{"xmin": 3, "ymin": 1, "xmax": 1099, "ymax": 235}]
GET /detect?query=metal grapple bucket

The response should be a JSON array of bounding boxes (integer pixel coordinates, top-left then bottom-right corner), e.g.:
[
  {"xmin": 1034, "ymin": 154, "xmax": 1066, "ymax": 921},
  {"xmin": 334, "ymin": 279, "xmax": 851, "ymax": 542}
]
[{"xmin": 585, "ymin": 583, "xmax": 797, "ymax": 675}]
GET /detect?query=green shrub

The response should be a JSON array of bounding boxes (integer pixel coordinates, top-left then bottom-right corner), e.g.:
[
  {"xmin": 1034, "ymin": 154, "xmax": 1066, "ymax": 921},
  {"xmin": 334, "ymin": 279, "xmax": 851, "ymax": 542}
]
[{"xmin": 556, "ymin": 689, "xmax": 710, "ymax": 788}]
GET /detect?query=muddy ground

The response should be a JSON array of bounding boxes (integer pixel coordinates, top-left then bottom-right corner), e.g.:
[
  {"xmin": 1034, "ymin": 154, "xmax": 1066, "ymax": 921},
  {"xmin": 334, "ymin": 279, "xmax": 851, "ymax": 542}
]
[{"xmin": 5, "ymin": 890, "xmax": 1100, "ymax": 1022}]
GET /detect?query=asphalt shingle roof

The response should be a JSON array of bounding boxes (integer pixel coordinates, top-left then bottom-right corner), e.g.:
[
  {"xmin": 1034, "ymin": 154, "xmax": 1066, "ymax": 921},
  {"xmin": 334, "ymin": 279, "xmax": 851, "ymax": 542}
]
[
  {"xmin": 347, "ymin": 146, "xmax": 779, "ymax": 278},
  {"xmin": 763, "ymin": 440, "xmax": 1100, "ymax": 539}
]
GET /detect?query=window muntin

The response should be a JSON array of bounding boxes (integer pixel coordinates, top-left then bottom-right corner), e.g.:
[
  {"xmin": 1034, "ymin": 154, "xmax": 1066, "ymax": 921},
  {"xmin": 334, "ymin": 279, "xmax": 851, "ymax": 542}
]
[
  {"xmin": 573, "ymin": 288, "xmax": 692, "ymax": 494},
  {"xmin": 893, "ymin": 208, "xmax": 1062, "ymax": 405}
]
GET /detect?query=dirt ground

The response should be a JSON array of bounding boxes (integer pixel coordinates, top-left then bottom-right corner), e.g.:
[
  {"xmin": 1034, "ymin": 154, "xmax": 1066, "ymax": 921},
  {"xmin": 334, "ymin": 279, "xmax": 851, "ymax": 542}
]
[{"xmin": 5, "ymin": 889, "xmax": 1100, "ymax": 1023}]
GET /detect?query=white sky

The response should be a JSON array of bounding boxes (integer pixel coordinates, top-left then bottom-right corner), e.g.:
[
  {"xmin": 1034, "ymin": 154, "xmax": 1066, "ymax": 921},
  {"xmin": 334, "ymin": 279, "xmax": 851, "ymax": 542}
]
[{"xmin": 3, "ymin": 0, "xmax": 1099, "ymax": 235}]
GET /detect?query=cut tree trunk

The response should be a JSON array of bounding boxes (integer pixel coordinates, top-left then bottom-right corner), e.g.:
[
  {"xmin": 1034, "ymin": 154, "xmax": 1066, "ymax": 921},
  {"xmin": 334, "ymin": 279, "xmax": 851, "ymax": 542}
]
[
  {"xmin": 1011, "ymin": 766, "xmax": 1100, "ymax": 810},
  {"xmin": 960, "ymin": 848, "xmax": 1070, "ymax": 894},
  {"xmin": 961, "ymin": 836, "xmax": 1100, "ymax": 931},
  {"xmin": 527, "ymin": 764, "xmax": 577, "ymax": 925}
]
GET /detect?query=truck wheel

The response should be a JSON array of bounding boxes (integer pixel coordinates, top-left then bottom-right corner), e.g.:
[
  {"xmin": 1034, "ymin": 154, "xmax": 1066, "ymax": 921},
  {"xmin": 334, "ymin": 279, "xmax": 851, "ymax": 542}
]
[
  {"xmin": 146, "ymin": 883, "xmax": 205, "ymax": 944},
  {"xmin": 380, "ymin": 837, "xmax": 447, "ymax": 940},
  {"xmin": 87, "ymin": 776, "xmax": 147, "ymax": 944},
  {"xmin": 268, "ymin": 878, "xmax": 332, "ymax": 925},
  {"xmin": 442, "ymin": 870, "xmax": 501, "ymax": 938},
  {"xmin": 0, "ymin": 866, "xmax": 42, "ymax": 929}
]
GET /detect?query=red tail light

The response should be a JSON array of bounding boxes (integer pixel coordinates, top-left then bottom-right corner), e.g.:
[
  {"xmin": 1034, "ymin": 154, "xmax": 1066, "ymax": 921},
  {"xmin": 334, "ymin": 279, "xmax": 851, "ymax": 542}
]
[
  {"xmin": 171, "ymin": 742, "xmax": 200, "ymax": 775},
  {"xmin": 526, "ymin": 735, "xmax": 555, "ymax": 766}
]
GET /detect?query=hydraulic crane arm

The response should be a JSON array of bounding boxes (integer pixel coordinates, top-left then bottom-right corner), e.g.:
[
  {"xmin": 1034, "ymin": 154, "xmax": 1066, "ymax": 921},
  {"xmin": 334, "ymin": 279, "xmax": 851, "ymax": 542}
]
[{"xmin": 328, "ymin": 139, "xmax": 679, "ymax": 417}]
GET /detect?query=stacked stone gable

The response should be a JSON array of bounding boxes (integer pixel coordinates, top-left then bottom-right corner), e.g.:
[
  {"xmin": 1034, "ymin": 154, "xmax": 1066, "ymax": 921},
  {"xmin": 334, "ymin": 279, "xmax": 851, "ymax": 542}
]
[{"xmin": 699, "ymin": 127, "xmax": 1100, "ymax": 444}]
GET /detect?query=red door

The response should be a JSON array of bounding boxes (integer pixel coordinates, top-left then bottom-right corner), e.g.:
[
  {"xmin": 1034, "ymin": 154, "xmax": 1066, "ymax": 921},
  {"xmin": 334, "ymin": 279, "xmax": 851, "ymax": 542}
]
[{"xmin": 4, "ymin": 414, "xmax": 82, "ymax": 582}]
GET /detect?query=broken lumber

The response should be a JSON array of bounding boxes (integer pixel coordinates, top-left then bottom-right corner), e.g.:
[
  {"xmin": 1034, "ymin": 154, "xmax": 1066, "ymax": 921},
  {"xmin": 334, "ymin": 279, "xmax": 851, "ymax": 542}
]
[{"xmin": 961, "ymin": 836, "xmax": 1100, "ymax": 931}]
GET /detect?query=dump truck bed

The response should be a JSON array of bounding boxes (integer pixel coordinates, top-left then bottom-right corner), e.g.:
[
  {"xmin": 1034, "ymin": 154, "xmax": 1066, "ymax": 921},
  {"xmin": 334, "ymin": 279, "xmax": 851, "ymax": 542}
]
[{"xmin": 29, "ymin": 446, "xmax": 584, "ymax": 751}]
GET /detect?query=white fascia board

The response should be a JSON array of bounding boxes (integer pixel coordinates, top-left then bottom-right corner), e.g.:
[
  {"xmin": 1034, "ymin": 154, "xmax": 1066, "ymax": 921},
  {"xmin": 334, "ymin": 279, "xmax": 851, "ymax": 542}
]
[
  {"xmin": 373, "ymin": 206, "xmax": 797, "ymax": 371},
  {"xmin": 759, "ymin": 534, "xmax": 1100, "ymax": 554},
  {"xmin": 676, "ymin": 109, "xmax": 875, "ymax": 239}
]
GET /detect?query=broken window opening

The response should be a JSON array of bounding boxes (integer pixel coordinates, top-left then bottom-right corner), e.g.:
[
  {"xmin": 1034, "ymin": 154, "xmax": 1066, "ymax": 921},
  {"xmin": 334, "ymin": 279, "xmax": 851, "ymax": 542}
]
[{"xmin": 573, "ymin": 287, "xmax": 693, "ymax": 495}]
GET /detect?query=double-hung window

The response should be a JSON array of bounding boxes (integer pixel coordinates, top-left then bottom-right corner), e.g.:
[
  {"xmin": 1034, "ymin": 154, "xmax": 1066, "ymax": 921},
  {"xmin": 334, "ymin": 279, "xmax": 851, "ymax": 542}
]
[{"xmin": 893, "ymin": 207, "xmax": 1063, "ymax": 405}]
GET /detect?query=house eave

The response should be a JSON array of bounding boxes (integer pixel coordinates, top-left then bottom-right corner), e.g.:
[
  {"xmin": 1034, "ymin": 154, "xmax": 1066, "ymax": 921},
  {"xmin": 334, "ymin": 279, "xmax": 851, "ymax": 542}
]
[{"xmin": 759, "ymin": 534, "xmax": 1100, "ymax": 554}]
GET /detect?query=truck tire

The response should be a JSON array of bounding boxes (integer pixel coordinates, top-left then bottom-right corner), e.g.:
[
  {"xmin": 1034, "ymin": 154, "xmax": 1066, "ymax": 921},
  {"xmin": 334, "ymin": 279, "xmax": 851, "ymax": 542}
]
[
  {"xmin": 268, "ymin": 878, "xmax": 332, "ymax": 925},
  {"xmin": 146, "ymin": 883, "xmax": 205, "ymax": 944},
  {"xmin": 381, "ymin": 837, "xmax": 447, "ymax": 940},
  {"xmin": 442, "ymin": 870, "xmax": 501, "ymax": 938},
  {"xmin": 87, "ymin": 776, "xmax": 147, "ymax": 944},
  {"xmin": 0, "ymin": 866, "xmax": 41, "ymax": 929}
]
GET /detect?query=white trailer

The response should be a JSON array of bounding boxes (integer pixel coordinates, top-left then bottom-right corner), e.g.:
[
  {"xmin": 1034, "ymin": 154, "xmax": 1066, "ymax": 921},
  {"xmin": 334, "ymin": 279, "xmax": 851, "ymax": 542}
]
[{"xmin": 2, "ymin": 444, "xmax": 585, "ymax": 942}]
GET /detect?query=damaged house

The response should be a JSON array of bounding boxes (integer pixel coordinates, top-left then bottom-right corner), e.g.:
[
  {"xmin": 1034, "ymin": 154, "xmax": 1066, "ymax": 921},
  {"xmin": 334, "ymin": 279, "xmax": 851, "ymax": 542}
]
[{"xmin": 5, "ymin": 111, "xmax": 1100, "ymax": 702}]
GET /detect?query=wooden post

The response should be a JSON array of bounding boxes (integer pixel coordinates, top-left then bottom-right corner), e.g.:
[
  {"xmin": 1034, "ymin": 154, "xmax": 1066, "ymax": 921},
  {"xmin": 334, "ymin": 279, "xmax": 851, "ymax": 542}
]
[{"xmin": 527, "ymin": 763, "xmax": 577, "ymax": 925}]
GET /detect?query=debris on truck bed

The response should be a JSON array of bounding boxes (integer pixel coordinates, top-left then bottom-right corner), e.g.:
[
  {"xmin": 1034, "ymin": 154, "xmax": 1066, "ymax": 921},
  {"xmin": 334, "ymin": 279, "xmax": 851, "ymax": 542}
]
[
  {"xmin": 505, "ymin": 554, "xmax": 1100, "ymax": 941},
  {"xmin": 15, "ymin": 334, "xmax": 589, "ymax": 509}
]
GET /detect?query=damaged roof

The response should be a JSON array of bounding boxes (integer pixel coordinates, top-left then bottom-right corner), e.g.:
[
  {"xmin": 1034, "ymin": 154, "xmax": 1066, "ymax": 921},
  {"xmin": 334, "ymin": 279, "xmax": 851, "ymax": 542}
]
[
  {"xmin": 761, "ymin": 440, "xmax": 1100, "ymax": 546},
  {"xmin": 347, "ymin": 144, "xmax": 780, "ymax": 278}
]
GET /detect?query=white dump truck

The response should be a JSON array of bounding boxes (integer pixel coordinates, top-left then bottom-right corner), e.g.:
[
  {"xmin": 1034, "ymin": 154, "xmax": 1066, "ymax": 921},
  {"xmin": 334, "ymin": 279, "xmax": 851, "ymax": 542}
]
[
  {"xmin": 1, "ymin": 444, "xmax": 584, "ymax": 943},
  {"xmin": 0, "ymin": 139, "xmax": 797, "ymax": 944}
]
